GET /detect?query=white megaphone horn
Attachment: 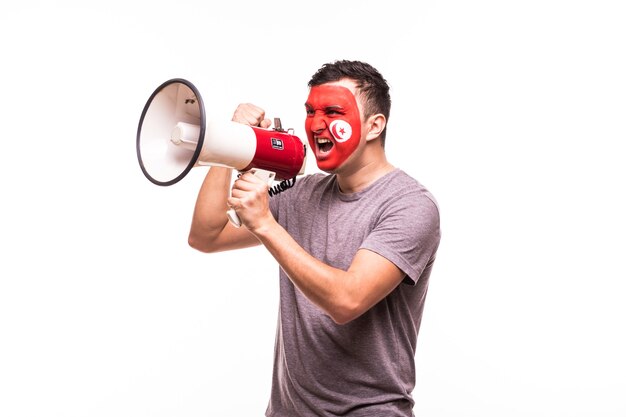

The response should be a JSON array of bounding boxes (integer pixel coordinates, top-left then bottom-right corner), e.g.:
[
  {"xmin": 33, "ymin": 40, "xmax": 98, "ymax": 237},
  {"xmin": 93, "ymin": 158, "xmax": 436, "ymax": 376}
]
[{"xmin": 136, "ymin": 78, "xmax": 307, "ymax": 227}]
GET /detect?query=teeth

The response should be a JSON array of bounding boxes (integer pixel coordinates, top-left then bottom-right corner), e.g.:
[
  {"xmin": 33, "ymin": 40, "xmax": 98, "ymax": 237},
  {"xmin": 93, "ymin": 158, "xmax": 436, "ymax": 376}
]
[{"xmin": 316, "ymin": 138, "xmax": 331, "ymax": 144}]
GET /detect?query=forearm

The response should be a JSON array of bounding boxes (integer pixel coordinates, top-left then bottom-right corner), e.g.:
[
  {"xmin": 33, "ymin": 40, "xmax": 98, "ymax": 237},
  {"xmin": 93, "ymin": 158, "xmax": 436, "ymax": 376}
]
[
  {"xmin": 251, "ymin": 220, "xmax": 360, "ymax": 324},
  {"xmin": 188, "ymin": 167, "xmax": 233, "ymax": 251}
]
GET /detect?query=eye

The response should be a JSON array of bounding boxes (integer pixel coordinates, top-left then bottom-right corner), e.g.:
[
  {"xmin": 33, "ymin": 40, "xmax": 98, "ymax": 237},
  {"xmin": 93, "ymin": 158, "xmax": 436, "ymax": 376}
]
[{"xmin": 325, "ymin": 106, "xmax": 345, "ymax": 116}]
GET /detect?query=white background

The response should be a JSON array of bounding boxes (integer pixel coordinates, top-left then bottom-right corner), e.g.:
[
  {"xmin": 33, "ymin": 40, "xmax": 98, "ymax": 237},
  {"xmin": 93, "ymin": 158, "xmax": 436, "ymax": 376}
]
[{"xmin": 1, "ymin": 1, "xmax": 625, "ymax": 416}]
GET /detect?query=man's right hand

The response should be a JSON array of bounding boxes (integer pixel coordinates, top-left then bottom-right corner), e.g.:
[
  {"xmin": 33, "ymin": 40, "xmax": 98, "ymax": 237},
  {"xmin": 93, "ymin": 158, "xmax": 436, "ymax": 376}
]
[{"xmin": 232, "ymin": 103, "xmax": 272, "ymax": 128}]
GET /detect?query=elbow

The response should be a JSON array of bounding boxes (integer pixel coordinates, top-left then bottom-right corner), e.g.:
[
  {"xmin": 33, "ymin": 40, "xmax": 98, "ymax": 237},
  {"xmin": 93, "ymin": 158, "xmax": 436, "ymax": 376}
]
[
  {"xmin": 187, "ymin": 235, "xmax": 207, "ymax": 253},
  {"xmin": 329, "ymin": 310, "xmax": 360, "ymax": 326},
  {"xmin": 323, "ymin": 275, "xmax": 368, "ymax": 325},
  {"xmin": 188, "ymin": 233, "xmax": 217, "ymax": 254},
  {"xmin": 330, "ymin": 315, "xmax": 355, "ymax": 326},
  {"xmin": 327, "ymin": 300, "xmax": 365, "ymax": 325}
]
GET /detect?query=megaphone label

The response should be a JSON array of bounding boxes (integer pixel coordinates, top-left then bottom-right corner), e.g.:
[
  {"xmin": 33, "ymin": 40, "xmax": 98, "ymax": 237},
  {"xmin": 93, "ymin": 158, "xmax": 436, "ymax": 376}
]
[
  {"xmin": 271, "ymin": 138, "xmax": 284, "ymax": 150},
  {"xmin": 243, "ymin": 128, "xmax": 306, "ymax": 181}
]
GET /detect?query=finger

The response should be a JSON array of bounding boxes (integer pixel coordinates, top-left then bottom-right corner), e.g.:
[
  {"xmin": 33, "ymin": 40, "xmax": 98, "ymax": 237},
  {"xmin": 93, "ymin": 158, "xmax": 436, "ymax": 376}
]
[
  {"xmin": 232, "ymin": 103, "xmax": 266, "ymax": 126},
  {"xmin": 239, "ymin": 171, "xmax": 264, "ymax": 182},
  {"xmin": 227, "ymin": 196, "xmax": 240, "ymax": 210},
  {"xmin": 232, "ymin": 177, "xmax": 251, "ymax": 192},
  {"xmin": 229, "ymin": 187, "xmax": 245, "ymax": 199},
  {"xmin": 232, "ymin": 112, "xmax": 259, "ymax": 126},
  {"xmin": 234, "ymin": 172, "xmax": 265, "ymax": 188},
  {"xmin": 231, "ymin": 176, "xmax": 263, "ymax": 193},
  {"xmin": 259, "ymin": 118, "xmax": 272, "ymax": 129}
]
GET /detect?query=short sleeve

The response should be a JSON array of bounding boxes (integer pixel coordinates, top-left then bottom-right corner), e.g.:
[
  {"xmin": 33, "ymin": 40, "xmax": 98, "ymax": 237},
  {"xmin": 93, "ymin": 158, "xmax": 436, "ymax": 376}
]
[{"xmin": 360, "ymin": 192, "xmax": 441, "ymax": 285}]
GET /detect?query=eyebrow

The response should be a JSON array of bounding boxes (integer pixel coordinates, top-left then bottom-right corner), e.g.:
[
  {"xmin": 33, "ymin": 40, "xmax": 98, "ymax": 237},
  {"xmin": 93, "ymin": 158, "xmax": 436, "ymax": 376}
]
[{"xmin": 304, "ymin": 103, "xmax": 345, "ymax": 110}]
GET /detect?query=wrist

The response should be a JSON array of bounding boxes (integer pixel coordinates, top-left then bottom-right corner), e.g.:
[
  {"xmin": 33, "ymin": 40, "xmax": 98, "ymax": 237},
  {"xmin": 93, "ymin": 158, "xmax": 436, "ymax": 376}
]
[{"xmin": 248, "ymin": 213, "xmax": 278, "ymax": 238}]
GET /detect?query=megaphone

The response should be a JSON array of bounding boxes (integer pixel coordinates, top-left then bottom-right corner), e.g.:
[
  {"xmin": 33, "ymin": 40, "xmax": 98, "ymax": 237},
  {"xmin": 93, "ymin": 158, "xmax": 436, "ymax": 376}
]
[{"xmin": 136, "ymin": 78, "xmax": 307, "ymax": 226}]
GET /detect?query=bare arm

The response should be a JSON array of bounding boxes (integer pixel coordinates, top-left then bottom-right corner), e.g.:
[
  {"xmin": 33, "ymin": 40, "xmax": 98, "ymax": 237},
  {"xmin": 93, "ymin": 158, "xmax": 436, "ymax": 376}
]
[
  {"xmin": 187, "ymin": 166, "xmax": 260, "ymax": 253},
  {"xmin": 187, "ymin": 103, "xmax": 272, "ymax": 253},
  {"xmin": 258, "ymin": 223, "xmax": 405, "ymax": 325}
]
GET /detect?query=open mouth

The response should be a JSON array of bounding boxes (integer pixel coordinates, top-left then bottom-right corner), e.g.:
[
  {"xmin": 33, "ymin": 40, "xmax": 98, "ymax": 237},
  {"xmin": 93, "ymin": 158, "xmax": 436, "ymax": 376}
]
[{"xmin": 316, "ymin": 137, "xmax": 334, "ymax": 155}]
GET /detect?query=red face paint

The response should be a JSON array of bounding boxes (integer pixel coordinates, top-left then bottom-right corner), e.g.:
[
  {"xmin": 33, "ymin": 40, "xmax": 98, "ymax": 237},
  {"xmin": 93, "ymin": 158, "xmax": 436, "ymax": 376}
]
[{"xmin": 304, "ymin": 85, "xmax": 362, "ymax": 172}]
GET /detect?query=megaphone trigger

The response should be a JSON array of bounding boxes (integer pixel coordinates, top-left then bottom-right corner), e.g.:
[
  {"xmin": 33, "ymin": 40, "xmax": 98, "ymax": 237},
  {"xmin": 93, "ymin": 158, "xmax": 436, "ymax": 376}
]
[{"xmin": 247, "ymin": 168, "xmax": 276, "ymax": 184}]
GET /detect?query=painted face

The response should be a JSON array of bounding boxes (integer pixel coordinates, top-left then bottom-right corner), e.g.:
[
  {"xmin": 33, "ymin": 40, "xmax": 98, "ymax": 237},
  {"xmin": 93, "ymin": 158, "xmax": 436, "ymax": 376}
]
[{"xmin": 304, "ymin": 84, "xmax": 362, "ymax": 172}]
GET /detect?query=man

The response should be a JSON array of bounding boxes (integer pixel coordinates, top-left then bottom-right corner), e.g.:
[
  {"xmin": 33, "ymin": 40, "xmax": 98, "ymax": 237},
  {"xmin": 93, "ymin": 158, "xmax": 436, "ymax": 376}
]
[{"xmin": 188, "ymin": 60, "xmax": 441, "ymax": 416}]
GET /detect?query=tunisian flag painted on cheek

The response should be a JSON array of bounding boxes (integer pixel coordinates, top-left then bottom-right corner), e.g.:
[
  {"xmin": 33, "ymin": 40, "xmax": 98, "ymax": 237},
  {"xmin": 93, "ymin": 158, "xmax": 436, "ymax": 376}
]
[{"xmin": 330, "ymin": 120, "xmax": 352, "ymax": 142}]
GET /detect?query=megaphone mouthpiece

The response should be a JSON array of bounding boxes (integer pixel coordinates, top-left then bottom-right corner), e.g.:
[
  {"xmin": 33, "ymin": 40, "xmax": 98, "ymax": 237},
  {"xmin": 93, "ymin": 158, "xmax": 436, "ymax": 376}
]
[{"xmin": 171, "ymin": 122, "xmax": 200, "ymax": 148}]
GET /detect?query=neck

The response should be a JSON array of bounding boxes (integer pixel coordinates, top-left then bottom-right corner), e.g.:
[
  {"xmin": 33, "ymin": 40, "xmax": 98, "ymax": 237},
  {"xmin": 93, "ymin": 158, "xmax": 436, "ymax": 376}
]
[{"xmin": 335, "ymin": 145, "xmax": 395, "ymax": 194}]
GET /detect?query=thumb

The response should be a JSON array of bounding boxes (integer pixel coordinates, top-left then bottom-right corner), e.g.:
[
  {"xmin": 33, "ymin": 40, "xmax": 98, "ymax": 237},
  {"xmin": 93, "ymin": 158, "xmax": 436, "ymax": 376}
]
[{"xmin": 259, "ymin": 118, "xmax": 272, "ymax": 129}]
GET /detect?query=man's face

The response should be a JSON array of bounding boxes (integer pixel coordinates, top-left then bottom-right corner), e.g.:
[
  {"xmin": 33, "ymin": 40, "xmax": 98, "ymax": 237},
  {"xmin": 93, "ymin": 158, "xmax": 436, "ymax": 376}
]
[{"xmin": 304, "ymin": 82, "xmax": 362, "ymax": 172}]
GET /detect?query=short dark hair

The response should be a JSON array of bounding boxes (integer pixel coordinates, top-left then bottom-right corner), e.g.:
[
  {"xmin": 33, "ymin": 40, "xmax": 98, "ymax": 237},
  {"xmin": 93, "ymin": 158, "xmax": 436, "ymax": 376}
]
[{"xmin": 308, "ymin": 60, "xmax": 391, "ymax": 145}]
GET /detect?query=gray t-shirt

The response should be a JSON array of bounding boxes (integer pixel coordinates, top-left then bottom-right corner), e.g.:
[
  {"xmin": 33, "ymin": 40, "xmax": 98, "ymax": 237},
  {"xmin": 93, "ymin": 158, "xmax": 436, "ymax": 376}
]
[{"xmin": 266, "ymin": 168, "xmax": 441, "ymax": 417}]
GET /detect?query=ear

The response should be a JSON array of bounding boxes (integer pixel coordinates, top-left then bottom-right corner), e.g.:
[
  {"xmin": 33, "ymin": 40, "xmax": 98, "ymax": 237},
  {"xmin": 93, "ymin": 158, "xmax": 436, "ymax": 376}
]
[{"xmin": 365, "ymin": 114, "xmax": 386, "ymax": 142}]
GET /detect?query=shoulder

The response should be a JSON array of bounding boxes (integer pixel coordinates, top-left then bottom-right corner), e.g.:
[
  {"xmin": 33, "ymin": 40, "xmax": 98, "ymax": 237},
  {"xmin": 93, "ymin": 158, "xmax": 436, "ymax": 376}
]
[
  {"xmin": 360, "ymin": 170, "xmax": 441, "ymax": 284},
  {"xmin": 369, "ymin": 170, "xmax": 441, "ymax": 252},
  {"xmin": 371, "ymin": 169, "xmax": 439, "ymax": 218},
  {"xmin": 389, "ymin": 170, "xmax": 437, "ymax": 200}
]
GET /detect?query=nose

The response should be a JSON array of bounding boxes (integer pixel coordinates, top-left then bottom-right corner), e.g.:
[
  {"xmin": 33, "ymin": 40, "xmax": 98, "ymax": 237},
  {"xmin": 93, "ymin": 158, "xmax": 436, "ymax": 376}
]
[{"xmin": 310, "ymin": 113, "xmax": 327, "ymax": 134}]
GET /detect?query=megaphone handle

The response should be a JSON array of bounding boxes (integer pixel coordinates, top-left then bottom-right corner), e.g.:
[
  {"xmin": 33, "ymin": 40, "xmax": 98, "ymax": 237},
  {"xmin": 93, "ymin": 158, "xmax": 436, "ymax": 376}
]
[
  {"xmin": 226, "ymin": 208, "xmax": 243, "ymax": 228},
  {"xmin": 227, "ymin": 169, "xmax": 276, "ymax": 228}
]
